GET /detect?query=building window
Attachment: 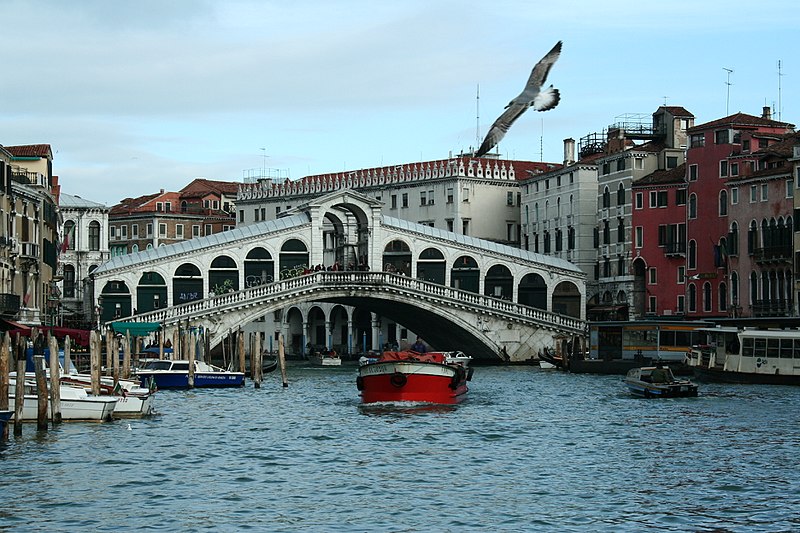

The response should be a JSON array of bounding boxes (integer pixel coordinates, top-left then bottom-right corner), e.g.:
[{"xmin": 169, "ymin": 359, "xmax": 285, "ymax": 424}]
[
  {"xmin": 420, "ymin": 191, "xmax": 427, "ymax": 206},
  {"xmin": 635, "ymin": 226, "xmax": 643, "ymax": 248},
  {"xmin": 401, "ymin": 193, "xmax": 409, "ymax": 208},
  {"xmin": 688, "ymin": 193, "xmax": 697, "ymax": 219},
  {"xmin": 719, "ymin": 282, "xmax": 728, "ymax": 312},
  {"xmin": 165, "ymin": 202, "xmax": 172, "ymax": 212},
  {"xmin": 731, "ymin": 187, "xmax": 738, "ymax": 205},
  {"xmin": 730, "ymin": 162, "xmax": 739, "ymax": 176},
  {"xmin": 750, "ymin": 185, "xmax": 757, "ymax": 202},
  {"xmin": 507, "ymin": 192, "xmax": 514, "ymax": 206},
  {"xmin": 788, "ymin": 180, "xmax": 795, "ymax": 198},
  {"xmin": 719, "ymin": 190, "xmax": 728, "ymax": 216},
  {"xmin": 649, "ymin": 191, "xmax": 657, "ymax": 208},
  {"xmin": 703, "ymin": 282, "xmax": 712, "ymax": 312},
  {"xmin": 602, "ymin": 187, "xmax": 610, "ymax": 208},
  {"xmin": 253, "ymin": 208, "xmax": 259, "ymax": 221},
  {"xmin": 462, "ymin": 219, "xmax": 470, "ymax": 235},
  {"xmin": 666, "ymin": 156, "xmax": 678, "ymax": 169},
  {"xmin": 447, "ymin": 188, "xmax": 454, "ymax": 203},
  {"xmin": 568, "ymin": 227, "xmax": 575, "ymax": 249},
  {"xmin": 462, "ymin": 188, "xmax": 469, "ymax": 202},
  {"xmin": 110, "ymin": 225, "xmax": 117, "ymax": 239},
  {"xmin": 688, "ymin": 240, "xmax": 697, "ymax": 269},
  {"xmin": 617, "ymin": 219, "xmax": 624, "ymax": 242},
  {"xmin": 159, "ymin": 223, "xmax": 167, "ymax": 237},
  {"xmin": 689, "ymin": 164, "xmax": 698, "ymax": 181},
  {"xmin": 120, "ymin": 225, "xmax": 127, "ymax": 238},
  {"xmin": 88, "ymin": 221, "xmax": 100, "ymax": 251},
  {"xmin": 176, "ymin": 224, "xmax": 184, "ymax": 238},
  {"xmin": 192, "ymin": 225, "xmax": 200, "ymax": 237},
  {"xmin": 131, "ymin": 224, "xmax": 138, "ymax": 238},
  {"xmin": 635, "ymin": 192, "xmax": 643, "ymax": 209},
  {"xmin": 761, "ymin": 183, "xmax": 768, "ymax": 201},
  {"xmin": 688, "ymin": 284, "xmax": 697, "ymax": 312},
  {"xmin": 446, "ymin": 219, "xmax": 454, "ymax": 232},
  {"xmin": 648, "ymin": 267, "xmax": 657, "ymax": 284},
  {"xmin": 690, "ymin": 134, "xmax": 705, "ymax": 148},
  {"xmin": 720, "ymin": 160, "xmax": 728, "ymax": 177},
  {"xmin": 543, "ymin": 231, "xmax": 551, "ymax": 253},
  {"xmin": 204, "ymin": 224, "xmax": 212, "ymax": 236},
  {"xmin": 617, "ymin": 184, "xmax": 625, "ymax": 205},
  {"xmin": 677, "ymin": 294, "xmax": 686, "ymax": 313},
  {"xmin": 634, "ymin": 157, "xmax": 644, "ymax": 170},
  {"xmin": 156, "ymin": 202, "xmax": 163, "ymax": 212},
  {"xmin": 677, "ymin": 266, "xmax": 685, "ymax": 284},
  {"xmin": 147, "ymin": 223, "xmax": 153, "ymax": 237},
  {"xmin": 617, "ymin": 255, "xmax": 626, "ymax": 276},
  {"xmin": 657, "ymin": 191, "xmax": 668, "ymax": 207},
  {"xmin": 715, "ymin": 130, "xmax": 729, "ymax": 144},
  {"xmin": 555, "ymin": 229, "xmax": 562, "ymax": 251},
  {"xmin": 648, "ymin": 296, "xmax": 657, "ymax": 314},
  {"xmin": 676, "ymin": 189, "xmax": 686, "ymax": 205}
]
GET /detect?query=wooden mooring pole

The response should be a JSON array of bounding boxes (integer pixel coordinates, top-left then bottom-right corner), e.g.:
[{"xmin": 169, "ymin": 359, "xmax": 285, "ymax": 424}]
[
  {"xmin": 33, "ymin": 355, "xmax": 48, "ymax": 431},
  {"xmin": 48, "ymin": 334, "xmax": 62, "ymax": 425},
  {"xmin": 253, "ymin": 332, "xmax": 262, "ymax": 388},
  {"xmin": 13, "ymin": 334, "xmax": 25, "ymax": 435},
  {"xmin": 187, "ymin": 331, "xmax": 195, "ymax": 389},
  {"xmin": 0, "ymin": 333, "xmax": 9, "ymax": 440},
  {"xmin": 90, "ymin": 331, "xmax": 101, "ymax": 396},
  {"xmin": 278, "ymin": 333, "xmax": 288, "ymax": 388},
  {"xmin": 238, "ymin": 329, "xmax": 245, "ymax": 376}
]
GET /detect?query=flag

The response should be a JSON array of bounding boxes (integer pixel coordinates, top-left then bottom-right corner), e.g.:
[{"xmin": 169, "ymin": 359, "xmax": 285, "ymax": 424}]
[{"xmin": 60, "ymin": 224, "xmax": 74, "ymax": 254}]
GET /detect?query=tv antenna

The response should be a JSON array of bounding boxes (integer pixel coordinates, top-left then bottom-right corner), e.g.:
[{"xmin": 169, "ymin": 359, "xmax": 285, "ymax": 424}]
[
  {"xmin": 723, "ymin": 68, "xmax": 734, "ymax": 115},
  {"xmin": 476, "ymin": 84, "xmax": 481, "ymax": 149},
  {"xmin": 260, "ymin": 147, "xmax": 268, "ymax": 176},
  {"xmin": 777, "ymin": 60, "xmax": 784, "ymax": 122}
]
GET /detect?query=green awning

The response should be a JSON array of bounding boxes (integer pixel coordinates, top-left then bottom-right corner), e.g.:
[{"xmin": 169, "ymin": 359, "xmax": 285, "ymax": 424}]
[{"xmin": 110, "ymin": 321, "xmax": 162, "ymax": 336}]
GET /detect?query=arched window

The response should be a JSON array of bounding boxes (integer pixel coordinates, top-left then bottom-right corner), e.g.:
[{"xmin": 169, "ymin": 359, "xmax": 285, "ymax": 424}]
[
  {"xmin": 557, "ymin": 197, "xmax": 561, "ymax": 218},
  {"xmin": 750, "ymin": 271, "xmax": 758, "ymax": 306},
  {"xmin": 688, "ymin": 240, "xmax": 697, "ymax": 269},
  {"xmin": 88, "ymin": 221, "xmax": 100, "ymax": 251},
  {"xmin": 617, "ymin": 219, "xmax": 625, "ymax": 243},
  {"xmin": 703, "ymin": 282, "xmax": 712, "ymax": 312},
  {"xmin": 569, "ymin": 194, "xmax": 574, "ymax": 215},
  {"xmin": 747, "ymin": 220, "xmax": 758, "ymax": 254},
  {"xmin": 534, "ymin": 203, "xmax": 539, "ymax": 222},
  {"xmin": 719, "ymin": 282, "xmax": 727, "ymax": 312},
  {"xmin": 617, "ymin": 183, "xmax": 625, "ymax": 205},
  {"xmin": 719, "ymin": 190, "xmax": 728, "ymax": 216},
  {"xmin": 602, "ymin": 187, "xmax": 610, "ymax": 208},
  {"xmin": 729, "ymin": 221, "xmax": 739, "ymax": 255},
  {"xmin": 688, "ymin": 284, "xmax": 697, "ymax": 312},
  {"xmin": 63, "ymin": 220, "xmax": 76, "ymax": 251},
  {"xmin": 731, "ymin": 271, "xmax": 739, "ymax": 307},
  {"xmin": 689, "ymin": 193, "xmax": 697, "ymax": 219}
]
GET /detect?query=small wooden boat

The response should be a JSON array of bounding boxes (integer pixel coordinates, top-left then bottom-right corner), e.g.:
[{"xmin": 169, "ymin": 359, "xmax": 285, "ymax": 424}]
[
  {"xmin": 624, "ymin": 366, "xmax": 698, "ymax": 398},
  {"xmin": 357, "ymin": 350, "xmax": 473, "ymax": 404},
  {"xmin": 308, "ymin": 351, "xmax": 342, "ymax": 366}
]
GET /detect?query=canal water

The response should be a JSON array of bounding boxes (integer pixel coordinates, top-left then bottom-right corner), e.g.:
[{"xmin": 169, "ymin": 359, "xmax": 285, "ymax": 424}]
[{"xmin": 2, "ymin": 364, "xmax": 799, "ymax": 532}]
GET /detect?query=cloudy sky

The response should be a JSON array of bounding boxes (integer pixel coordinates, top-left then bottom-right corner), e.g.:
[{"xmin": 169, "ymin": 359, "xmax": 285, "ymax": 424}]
[{"xmin": 2, "ymin": 1, "xmax": 798, "ymax": 206}]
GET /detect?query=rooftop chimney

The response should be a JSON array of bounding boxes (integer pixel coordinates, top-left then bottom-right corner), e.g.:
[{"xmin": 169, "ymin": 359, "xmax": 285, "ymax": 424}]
[
  {"xmin": 563, "ymin": 138, "xmax": 575, "ymax": 166},
  {"xmin": 762, "ymin": 106, "xmax": 772, "ymax": 120}
]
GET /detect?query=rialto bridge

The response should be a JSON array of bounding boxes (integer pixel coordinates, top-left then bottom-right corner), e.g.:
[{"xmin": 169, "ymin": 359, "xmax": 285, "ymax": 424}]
[{"xmin": 91, "ymin": 190, "xmax": 587, "ymax": 362}]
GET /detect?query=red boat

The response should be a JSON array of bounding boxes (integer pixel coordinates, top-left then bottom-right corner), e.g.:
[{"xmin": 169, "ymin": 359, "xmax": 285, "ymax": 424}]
[{"xmin": 356, "ymin": 350, "xmax": 473, "ymax": 404}]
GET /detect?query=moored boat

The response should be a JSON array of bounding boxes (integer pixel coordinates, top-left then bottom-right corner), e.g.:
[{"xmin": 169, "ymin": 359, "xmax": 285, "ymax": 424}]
[
  {"xmin": 357, "ymin": 350, "xmax": 473, "ymax": 404},
  {"xmin": 687, "ymin": 328, "xmax": 800, "ymax": 385},
  {"xmin": 8, "ymin": 379, "xmax": 118, "ymax": 421},
  {"xmin": 135, "ymin": 359, "xmax": 244, "ymax": 389},
  {"xmin": 308, "ymin": 351, "xmax": 342, "ymax": 366},
  {"xmin": 623, "ymin": 365, "xmax": 699, "ymax": 398},
  {"xmin": 0, "ymin": 410, "xmax": 12, "ymax": 435},
  {"xmin": 60, "ymin": 375, "xmax": 156, "ymax": 418}
]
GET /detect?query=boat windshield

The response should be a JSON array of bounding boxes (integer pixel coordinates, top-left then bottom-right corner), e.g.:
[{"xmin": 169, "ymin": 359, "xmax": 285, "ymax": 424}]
[{"xmin": 143, "ymin": 360, "xmax": 173, "ymax": 370}]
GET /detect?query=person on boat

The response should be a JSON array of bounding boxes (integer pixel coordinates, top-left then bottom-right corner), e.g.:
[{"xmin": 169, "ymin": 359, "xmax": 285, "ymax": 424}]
[
  {"xmin": 411, "ymin": 337, "xmax": 427, "ymax": 353},
  {"xmin": 650, "ymin": 362, "xmax": 670, "ymax": 383}
]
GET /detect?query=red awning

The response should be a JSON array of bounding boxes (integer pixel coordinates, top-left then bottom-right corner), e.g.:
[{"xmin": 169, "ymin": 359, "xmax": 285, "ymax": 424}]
[{"xmin": 0, "ymin": 318, "xmax": 32, "ymax": 332}]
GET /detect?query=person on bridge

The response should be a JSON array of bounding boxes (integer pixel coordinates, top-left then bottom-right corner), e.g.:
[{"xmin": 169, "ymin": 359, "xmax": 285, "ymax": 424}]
[{"xmin": 411, "ymin": 337, "xmax": 427, "ymax": 353}]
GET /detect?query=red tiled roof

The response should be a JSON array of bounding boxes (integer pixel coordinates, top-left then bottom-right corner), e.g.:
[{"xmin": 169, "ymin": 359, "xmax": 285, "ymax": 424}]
[
  {"xmin": 180, "ymin": 178, "xmax": 240, "ymax": 197},
  {"xmin": 634, "ymin": 163, "xmax": 686, "ymax": 187},
  {"xmin": 5, "ymin": 144, "xmax": 53, "ymax": 158},
  {"xmin": 661, "ymin": 106, "xmax": 694, "ymax": 118},
  {"xmin": 689, "ymin": 112, "xmax": 794, "ymax": 132}
]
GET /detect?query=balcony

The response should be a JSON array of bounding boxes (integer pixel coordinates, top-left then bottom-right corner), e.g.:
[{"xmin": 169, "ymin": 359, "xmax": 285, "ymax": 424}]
[
  {"xmin": 754, "ymin": 246, "xmax": 792, "ymax": 265},
  {"xmin": 0, "ymin": 293, "xmax": 21, "ymax": 317},
  {"xmin": 752, "ymin": 298, "xmax": 793, "ymax": 317},
  {"xmin": 19, "ymin": 241, "xmax": 39, "ymax": 259},
  {"xmin": 663, "ymin": 241, "xmax": 686, "ymax": 257}
]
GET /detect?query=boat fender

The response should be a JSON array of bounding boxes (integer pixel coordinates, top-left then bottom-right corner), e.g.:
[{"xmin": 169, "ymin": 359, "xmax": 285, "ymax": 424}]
[
  {"xmin": 356, "ymin": 376, "xmax": 364, "ymax": 391},
  {"xmin": 466, "ymin": 367, "xmax": 474, "ymax": 382},
  {"xmin": 450, "ymin": 367, "xmax": 466, "ymax": 389},
  {"xmin": 643, "ymin": 388, "xmax": 651, "ymax": 399},
  {"xmin": 390, "ymin": 372, "xmax": 407, "ymax": 388}
]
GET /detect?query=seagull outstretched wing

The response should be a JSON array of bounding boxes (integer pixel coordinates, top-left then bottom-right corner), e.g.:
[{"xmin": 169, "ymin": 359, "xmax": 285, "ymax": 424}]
[{"xmin": 476, "ymin": 41, "xmax": 562, "ymax": 158}]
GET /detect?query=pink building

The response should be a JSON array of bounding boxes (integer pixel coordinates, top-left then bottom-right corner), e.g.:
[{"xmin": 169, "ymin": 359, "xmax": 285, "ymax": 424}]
[{"xmin": 685, "ymin": 110, "xmax": 794, "ymax": 318}]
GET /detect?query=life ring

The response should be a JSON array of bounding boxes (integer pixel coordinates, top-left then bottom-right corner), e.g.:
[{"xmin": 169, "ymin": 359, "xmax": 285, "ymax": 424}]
[
  {"xmin": 389, "ymin": 372, "xmax": 407, "ymax": 388},
  {"xmin": 356, "ymin": 376, "xmax": 364, "ymax": 391}
]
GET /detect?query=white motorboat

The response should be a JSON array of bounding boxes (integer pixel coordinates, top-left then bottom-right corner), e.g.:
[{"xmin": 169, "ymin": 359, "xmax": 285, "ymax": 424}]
[
  {"xmin": 60, "ymin": 374, "xmax": 156, "ymax": 418},
  {"xmin": 8, "ymin": 379, "xmax": 117, "ymax": 422}
]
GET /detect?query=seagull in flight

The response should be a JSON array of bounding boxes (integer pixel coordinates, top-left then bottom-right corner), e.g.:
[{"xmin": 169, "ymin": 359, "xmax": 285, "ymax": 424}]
[{"xmin": 475, "ymin": 41, "xmax": 563, "ymax": 158}]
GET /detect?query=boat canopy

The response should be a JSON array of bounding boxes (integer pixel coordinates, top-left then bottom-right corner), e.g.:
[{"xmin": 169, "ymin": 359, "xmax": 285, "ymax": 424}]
[{"xmin": 111, "ymin": 322, "xmax": 161, "ymax": 336}]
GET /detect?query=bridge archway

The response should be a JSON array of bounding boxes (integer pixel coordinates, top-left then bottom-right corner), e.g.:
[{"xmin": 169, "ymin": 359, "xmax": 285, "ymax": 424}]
[
  {"xmin": 451, "ymin": 255, "xmax": 479, "ymax": 293},
  {"xmin": 136, "ymin": 272, "xmax": 167, "ymax": 313},
  {"xmin": 417, "ymin": 247, "xmax": 446, "ymax": 284},
  {"xmin": 383, "ymin": 239, "xmax": 411, "ymax": 275},
  {"xmin": 100, "ymin": 280, "xmax": 132, "ymax": 321},
  {"xmin": 518, "ymin": 273, "xmax": 546, "ymax": 309},
  {"xmin": 552, "ymin": 280, "xmax": 581, "ymax": 318},
  {"xmin": 484, "ymin": 264, "xmax": 513, "ymax": 300},
  {"xmin": 209, "ymin": 255, "xmax": 239, "ymax": 294},
  {"xmin": 280, "ymin": 239, "xmax": 309, "ymax": 278},
  {"xmin": 244, "ymin": 247, "xmax": 274, "ymax": 288},
  {"xmin": 174, "ymin": 263, "xmax": 203, "ymax": 304}
]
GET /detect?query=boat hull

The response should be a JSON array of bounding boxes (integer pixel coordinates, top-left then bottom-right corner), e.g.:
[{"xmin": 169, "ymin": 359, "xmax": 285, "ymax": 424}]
[
  {"xmin": 0, "ymin": 410, "xmax": 12, "ymax": 434},
  {"xmin": 136, "ymin": 371, "xmax": 244, "ymax": 389},
  {"xmin": 693, "ymin": 367, "xmax": 800, "ymax": 386},
  {"xmin": 8, "ymin": 394, "xmax": 117, "ymax": 421},
  {"xmin": 624, "ymin": 379, "xmax": 698, "ymax": 398},
  {"xmin": 357, "ymin": 361, "xmax": 468, "ymax": 404}
]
